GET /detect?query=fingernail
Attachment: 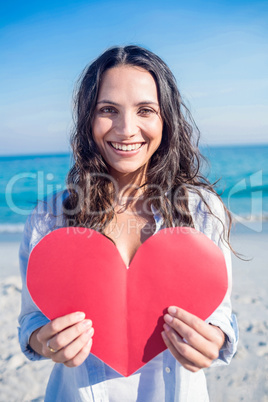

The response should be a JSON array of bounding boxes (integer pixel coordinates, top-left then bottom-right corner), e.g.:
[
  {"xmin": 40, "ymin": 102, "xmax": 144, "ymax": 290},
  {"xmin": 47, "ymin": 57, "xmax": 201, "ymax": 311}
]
[
  {"xmin": 86, "ymin": 338, "xmax": 93, "ymax": 347},
  {"xmin": 76, "ymin": 312, "xmax": 86, "ymax": 320},
  {"xmin": 83, "ymin": 320, "xmax": 92, "ymax": 328},
  {"xmin": 163, "ymin": 323, "xmax": 171, "ymax": 332},
  {"xmin": 168, "ymin": 306, "xmax": 177, "ymax": 315},
  {"xmin": 164, "ymin": 314, "xmax": 173, "ymax": 323},
  {"xmin": 161, "ymin": 331, "xmax": 167, "ymax": 340},
  {"xmin": 86, "ymin": 328, "xmax": 94, "ymax": 337}
]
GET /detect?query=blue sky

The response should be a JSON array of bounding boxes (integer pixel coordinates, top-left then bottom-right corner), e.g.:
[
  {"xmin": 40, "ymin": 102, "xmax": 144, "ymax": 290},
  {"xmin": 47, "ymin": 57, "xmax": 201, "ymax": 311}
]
[{"xmin": 1, "ymin": 0, "xmax": 267, "ymax": 155}]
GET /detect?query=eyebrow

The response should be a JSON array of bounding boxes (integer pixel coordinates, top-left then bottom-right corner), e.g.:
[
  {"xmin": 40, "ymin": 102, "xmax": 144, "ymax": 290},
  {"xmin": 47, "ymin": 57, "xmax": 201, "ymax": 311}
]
[{"xmin": 96, "ymin": 100, "xmax": 159, "ymax": 107}]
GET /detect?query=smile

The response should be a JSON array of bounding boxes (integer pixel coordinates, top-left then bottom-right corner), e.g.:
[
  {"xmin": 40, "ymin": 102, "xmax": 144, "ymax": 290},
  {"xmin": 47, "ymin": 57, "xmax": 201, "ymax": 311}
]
[{"xmin": 109, "ymin": 142, "xmax": 145, "ymax": 151}]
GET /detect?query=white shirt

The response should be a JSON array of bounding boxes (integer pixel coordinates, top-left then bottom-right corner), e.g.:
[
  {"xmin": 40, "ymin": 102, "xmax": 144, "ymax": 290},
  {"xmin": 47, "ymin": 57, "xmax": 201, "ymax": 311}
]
[{"xmin": 18, "ymin": 190, "xmax": 238, "ymax": 401}]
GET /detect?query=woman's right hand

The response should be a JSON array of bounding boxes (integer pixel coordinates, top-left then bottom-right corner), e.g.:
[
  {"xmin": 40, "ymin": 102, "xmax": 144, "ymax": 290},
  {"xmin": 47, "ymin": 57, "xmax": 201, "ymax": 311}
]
[{"xmin": 29, "ymin": 312, "xmax": 94, "ymax": 367}]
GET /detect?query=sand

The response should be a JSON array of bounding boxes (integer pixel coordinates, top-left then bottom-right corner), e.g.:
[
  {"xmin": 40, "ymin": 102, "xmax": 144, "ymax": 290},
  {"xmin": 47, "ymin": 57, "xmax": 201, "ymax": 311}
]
[
  {"xmin": 0, "ymin": 232, "xmax": 267, "ymax": 402},
  {"xmin": 206, "ymin": 233, "xmax": 268, "ymax": 402}
]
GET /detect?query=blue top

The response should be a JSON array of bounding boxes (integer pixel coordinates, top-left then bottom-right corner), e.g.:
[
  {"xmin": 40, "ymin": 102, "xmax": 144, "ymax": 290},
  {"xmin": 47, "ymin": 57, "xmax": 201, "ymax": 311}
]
[{"xmin": 18, "ymin": 190, "xmax": 238, "ymax": 402}]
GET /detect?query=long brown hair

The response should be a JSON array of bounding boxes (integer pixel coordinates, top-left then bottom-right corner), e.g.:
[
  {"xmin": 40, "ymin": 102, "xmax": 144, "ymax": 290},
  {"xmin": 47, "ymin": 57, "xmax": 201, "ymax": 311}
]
[{"xmin": 63, "ymin": 45, "xmax": 232, "ymax": 247}]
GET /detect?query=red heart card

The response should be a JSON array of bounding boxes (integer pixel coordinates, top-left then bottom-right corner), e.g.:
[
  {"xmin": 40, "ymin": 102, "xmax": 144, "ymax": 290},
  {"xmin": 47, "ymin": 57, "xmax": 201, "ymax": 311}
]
[{"xmin": 27, "ymin": 227, "xmax": 228, "ymax": 376}]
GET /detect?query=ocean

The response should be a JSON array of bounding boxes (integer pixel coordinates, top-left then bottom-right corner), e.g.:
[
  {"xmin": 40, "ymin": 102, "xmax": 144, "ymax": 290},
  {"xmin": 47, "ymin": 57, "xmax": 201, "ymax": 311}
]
[{"xmin": 0, "ymin": 144, "xmax": 267, "ymax": 240}]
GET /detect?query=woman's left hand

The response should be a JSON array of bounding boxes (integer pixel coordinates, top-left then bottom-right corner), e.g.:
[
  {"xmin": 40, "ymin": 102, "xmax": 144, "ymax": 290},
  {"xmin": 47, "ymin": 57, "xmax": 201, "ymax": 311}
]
[{"xmin": 161, "ymin": 306, "xmax": 225, "ymax": 372}]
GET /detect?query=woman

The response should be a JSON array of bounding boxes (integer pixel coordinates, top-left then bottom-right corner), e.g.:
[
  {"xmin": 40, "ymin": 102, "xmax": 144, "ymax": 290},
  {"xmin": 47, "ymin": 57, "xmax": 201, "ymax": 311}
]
[{"xmin": 18, "ymin": 45, "xmax": 238, "ymax": 401}]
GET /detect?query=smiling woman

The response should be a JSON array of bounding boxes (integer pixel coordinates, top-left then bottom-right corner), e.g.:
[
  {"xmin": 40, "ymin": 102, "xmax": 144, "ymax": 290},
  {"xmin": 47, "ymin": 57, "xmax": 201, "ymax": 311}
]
[
  {"xmin": 18, "ymin": 45, "xmax": 238, "ymax": 402},
  {"xmin": 92, "ymin": 65, "xmax": 163, "ymax": 180}
]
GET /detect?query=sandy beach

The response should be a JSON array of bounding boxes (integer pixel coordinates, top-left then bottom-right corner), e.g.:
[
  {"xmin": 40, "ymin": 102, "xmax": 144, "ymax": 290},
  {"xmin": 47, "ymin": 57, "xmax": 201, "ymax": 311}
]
[{"xmin": 0, "ymin": 229, "xmax": 267, "ymax": 402}]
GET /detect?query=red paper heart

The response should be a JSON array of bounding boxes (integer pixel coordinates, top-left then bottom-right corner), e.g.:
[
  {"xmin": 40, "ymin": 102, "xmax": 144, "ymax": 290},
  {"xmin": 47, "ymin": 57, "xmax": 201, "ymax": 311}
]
[{"xmin": 27, "ymin": 227, "xmax": 228, "ymax": 376}]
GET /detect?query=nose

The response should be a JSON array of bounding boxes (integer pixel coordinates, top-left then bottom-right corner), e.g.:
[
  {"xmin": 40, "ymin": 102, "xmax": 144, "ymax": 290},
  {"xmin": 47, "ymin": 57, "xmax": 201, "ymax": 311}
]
[{"xmin": 115, "ymin": 111, "xmax": 139, "ymax": 139}]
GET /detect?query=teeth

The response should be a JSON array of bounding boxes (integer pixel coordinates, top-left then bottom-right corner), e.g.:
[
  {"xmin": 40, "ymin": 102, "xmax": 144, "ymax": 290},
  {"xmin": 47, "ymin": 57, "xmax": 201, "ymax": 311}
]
[{"xmin": 111, "ymin": 142, "xmax": 143, "ymax": 151}]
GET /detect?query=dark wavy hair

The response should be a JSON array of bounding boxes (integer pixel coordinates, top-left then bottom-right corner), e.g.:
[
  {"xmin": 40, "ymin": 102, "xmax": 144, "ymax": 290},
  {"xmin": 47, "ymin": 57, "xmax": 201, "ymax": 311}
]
[{"xmin": 63, "ymin": 45, "xmax": 232, "ymax": 247}]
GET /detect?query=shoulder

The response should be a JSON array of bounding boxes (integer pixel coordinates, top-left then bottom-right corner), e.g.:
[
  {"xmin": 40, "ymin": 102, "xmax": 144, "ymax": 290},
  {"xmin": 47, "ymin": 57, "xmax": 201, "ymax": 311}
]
[
  {"xmin": 188, "ymin": 187, "xmax": 224, "ymax": 215},
  {"xmin": 23, "ymin": 190, "xmax": 68, "ymax": 252},
  {"xmin": 188, "ymin": 187, "xmax": 225, "ymax": 216},
  {"xmin": 187, "ymin": 187, "xmax": 226, "ymax": 239}
]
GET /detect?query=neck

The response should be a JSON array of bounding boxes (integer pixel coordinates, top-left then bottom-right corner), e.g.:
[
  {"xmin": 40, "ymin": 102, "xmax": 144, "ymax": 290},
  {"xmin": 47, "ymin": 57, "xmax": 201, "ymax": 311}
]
[{"xmin": 109, "ymin": 167, "xmax": 147, "ymax": 199}]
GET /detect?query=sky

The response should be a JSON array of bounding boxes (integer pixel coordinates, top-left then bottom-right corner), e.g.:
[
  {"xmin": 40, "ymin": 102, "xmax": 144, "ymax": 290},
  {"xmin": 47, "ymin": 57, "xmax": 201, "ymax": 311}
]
[{"xmin": 1, "ymin": 0, "xmax": 268, "ymax": 155}]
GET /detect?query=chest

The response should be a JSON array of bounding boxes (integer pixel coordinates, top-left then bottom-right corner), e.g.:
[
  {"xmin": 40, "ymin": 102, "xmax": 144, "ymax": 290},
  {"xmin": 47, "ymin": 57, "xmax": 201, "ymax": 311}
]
[{"xmin": 104, "ymin": 209, "xmax": 156, "ymax": 267}]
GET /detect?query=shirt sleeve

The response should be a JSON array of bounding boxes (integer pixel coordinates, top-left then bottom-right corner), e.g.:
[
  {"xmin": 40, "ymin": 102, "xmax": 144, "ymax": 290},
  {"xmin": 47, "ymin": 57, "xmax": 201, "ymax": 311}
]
[
  {"xmin": 189, "ymin": 190, "xmax": 239, "ymax": 366},
  {"xmin": 18, "ymin": 205, "xmax": 51, "ymax": 361},
  {"xmin": 205, "ymin": 239, "xmax": 239, "ymax": 366}
]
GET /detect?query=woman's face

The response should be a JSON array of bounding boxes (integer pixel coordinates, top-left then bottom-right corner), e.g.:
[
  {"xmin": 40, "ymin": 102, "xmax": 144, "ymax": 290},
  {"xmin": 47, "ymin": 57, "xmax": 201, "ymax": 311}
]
[{"xmin": 92, "ymin": 65, "xmax": 163, "ymax": 181}]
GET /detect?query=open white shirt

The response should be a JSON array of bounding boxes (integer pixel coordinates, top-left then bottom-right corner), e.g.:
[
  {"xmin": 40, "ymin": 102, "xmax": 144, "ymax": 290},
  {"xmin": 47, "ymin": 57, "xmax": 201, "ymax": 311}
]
[{"xmin": 18, "ymin": 190, "xmax": 238, "ymax": 401}]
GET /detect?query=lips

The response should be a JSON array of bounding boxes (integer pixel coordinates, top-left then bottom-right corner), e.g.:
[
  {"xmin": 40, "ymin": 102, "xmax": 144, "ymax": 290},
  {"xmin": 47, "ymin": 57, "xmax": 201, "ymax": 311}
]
[{"xmin": 109, "ymin": 142, "xmax": 145, "ymax": 151}]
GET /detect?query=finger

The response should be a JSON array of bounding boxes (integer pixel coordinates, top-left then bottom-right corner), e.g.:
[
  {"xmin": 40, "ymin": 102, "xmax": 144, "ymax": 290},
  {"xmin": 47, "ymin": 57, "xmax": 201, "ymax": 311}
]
[
  {"xmin": 161, "ymin": 330, "xmax": 201, "ymax": 372},
  {"xmin": 162, "ymin": 324, "xmax": 212, "ymax": 370},
  {"xmin": 64, "ymin": 336, "xmax": 93, "ymax": 368},
  {"xmin": 167, "ymin": 307, "xmax": 213, "ymax": 340},
  {"xmin": 37, "ymin": 312, "xmax": 86, "ymax": 343},
  {"xmin": 209, "ymin": 324, "xmax": 226, "ymax": 349},
  {"xmin": 164, "ymin": 310, "xmax": 219, "ymax": 360},
  {"xmin": 52, "ymin": 327, "xmax": 94, "ymax": 364},
  {"xmin": 164, "ymin": 314, "xmax": 218, "ymax": 359},
  {"xmin": 48, "ymin": 319, "xmax": 93, "ymax": 353}
]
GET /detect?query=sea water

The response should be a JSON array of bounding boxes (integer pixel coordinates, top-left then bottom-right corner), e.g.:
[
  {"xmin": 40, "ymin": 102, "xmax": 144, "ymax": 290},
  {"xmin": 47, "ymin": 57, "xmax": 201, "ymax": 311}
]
[
  {"xmin": 202, "ymin": 144, "xmax": 268, "ymax": 233},
  {"xmin": 0, "ymin": 144, "xmax": 267, "ymax": 240}
]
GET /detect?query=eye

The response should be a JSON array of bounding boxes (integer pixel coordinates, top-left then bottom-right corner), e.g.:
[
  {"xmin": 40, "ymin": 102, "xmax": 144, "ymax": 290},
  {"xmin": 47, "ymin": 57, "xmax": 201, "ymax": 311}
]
[
  {"xmin": 99, "ymin": 106, "xmax": 117, "ymax": 114},
  {"xmin": 138, "ymin": 107, "xmax": 156, "ymax": 116}
]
